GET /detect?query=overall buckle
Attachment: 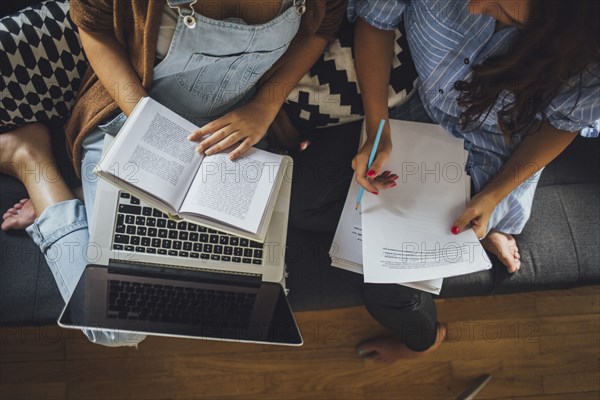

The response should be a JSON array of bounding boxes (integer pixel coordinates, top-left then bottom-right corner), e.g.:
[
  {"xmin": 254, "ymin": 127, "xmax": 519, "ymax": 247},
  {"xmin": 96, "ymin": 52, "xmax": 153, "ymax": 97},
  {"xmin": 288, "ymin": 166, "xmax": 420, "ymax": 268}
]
[{"xmin": 167, "ymin": 0, "xmax": 198, "ymax": 29}]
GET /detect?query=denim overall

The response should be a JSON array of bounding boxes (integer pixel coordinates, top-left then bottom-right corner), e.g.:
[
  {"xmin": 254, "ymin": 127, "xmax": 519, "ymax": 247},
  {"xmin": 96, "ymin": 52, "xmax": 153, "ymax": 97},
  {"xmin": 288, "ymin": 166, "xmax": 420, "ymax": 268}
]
[{"xmin": 26, "ymin": 0, "xmax": 304, "ymax": 347}]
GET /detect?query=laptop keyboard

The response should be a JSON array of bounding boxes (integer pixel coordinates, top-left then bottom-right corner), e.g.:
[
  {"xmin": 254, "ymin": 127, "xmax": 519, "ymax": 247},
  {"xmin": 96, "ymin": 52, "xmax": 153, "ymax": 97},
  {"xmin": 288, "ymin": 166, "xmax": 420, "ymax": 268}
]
[
  {"xmin": 112, "ymin": 192, "xmax": 264, "ymax": 265},
  {"xmin": 107, "ymin": 279, "xmax": 256, "ymax": 326}
]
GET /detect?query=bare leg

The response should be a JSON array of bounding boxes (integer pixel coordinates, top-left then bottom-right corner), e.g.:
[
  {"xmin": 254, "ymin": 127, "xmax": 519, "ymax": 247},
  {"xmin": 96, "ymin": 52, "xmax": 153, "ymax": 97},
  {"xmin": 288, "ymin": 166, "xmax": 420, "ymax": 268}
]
[
  {"xmin": 0, "ymin": 123, "xmax": 74, "ymax": 229},
  {"xmin": 481, "ymin": 230, "xmax": 521, "ymax": 273},
  {"xmin": 357, "ymin": 323, "xmax": 447, "ymax": 364}
]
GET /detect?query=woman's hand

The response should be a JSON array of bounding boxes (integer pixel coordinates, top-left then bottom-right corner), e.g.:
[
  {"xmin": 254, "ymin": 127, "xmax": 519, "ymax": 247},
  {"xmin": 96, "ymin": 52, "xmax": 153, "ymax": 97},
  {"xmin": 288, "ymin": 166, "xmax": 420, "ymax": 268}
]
[
  {"xmin": 451, "ymin": 193, "xmax": 499, "ymax": 239},
  {"xmin": 352, "ymin": 124, "xmax": 394, "ymax": 194},
  {"xmin": 188, "ymin": 100, "xmax": 278, "ymax": 160}
]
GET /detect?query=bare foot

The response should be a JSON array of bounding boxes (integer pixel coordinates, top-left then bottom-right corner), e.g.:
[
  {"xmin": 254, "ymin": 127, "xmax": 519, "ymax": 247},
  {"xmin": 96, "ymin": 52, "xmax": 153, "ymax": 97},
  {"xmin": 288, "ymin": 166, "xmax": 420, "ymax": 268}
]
[
  {"xmin": 481, "ymin": 230, "xmax": 521, "ymax": 273},
  {"xmin": 1, "ymin": 199, "xmax": 35, "ymax": 231},
  {"xmin": 357, "ymin": 323, "xmax": 447, "ymax": 364},
  {"xmin": 0, "ymin": 184, "xmax": 83, "ymax": 232}
]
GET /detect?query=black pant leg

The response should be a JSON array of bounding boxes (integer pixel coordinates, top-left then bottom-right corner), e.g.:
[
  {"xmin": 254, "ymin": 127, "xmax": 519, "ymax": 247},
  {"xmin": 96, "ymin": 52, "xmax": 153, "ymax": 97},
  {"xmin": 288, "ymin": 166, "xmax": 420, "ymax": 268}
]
[
  {"xmin": 288, "ymin": 120, "xmax": 362, "ymax": 232},
  {"xmin": 363, "ymin": 283, "xmax": 438, "ymax": 352}
]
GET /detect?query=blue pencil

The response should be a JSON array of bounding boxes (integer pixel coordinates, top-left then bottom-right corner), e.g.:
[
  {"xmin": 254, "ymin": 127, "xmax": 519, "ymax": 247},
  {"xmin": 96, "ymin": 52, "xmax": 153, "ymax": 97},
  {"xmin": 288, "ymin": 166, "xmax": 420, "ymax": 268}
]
[{"xmin": 355, "ymin": 119, "xmax": 386, "ymax": 210}]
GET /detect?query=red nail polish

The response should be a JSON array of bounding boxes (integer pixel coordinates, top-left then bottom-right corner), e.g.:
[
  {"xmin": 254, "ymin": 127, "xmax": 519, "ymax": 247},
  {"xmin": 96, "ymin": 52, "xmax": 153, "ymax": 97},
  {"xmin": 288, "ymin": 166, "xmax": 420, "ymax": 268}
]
[
  {"xmin": 390, "ymin": 183, "xmax": 397, "ymax": 188},
  {"xmin": 367, "ymin": 170, "xmax": 376, "ymax": 177},
  {"xmin": 451, "ymin": 226, "xmax": 460, "ymax": 235},
  {"xmin": 372, "ymin": 191, "xmax": 379, "ymax": 195}
]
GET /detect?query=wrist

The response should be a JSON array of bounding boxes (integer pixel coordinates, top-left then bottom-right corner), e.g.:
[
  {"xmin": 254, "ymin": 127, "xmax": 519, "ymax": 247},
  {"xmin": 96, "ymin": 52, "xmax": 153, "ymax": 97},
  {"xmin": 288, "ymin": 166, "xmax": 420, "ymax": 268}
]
[
  {"xmin": 252, "ymin": 91, "xmax": 282, "ymax": 119},
  {"xmin": 474, "ymin": 189, "xmax": 503, "ymax": 208}
]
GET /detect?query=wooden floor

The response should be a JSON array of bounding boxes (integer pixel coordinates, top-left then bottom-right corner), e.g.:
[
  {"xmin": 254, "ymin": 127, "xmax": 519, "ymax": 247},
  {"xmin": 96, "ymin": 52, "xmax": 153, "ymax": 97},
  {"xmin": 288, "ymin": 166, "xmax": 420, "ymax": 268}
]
[{"xmin": 1, "ymin": 286, "xmax": 598, "ymax": 400}]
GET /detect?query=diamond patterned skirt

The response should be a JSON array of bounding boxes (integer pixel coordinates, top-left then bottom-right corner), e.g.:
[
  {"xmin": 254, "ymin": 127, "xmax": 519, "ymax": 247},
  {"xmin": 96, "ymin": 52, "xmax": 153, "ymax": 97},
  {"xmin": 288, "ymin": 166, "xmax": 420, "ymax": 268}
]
[{"xmin": 0, "ymin": 0, "xmax": 87, "ymax": 132}]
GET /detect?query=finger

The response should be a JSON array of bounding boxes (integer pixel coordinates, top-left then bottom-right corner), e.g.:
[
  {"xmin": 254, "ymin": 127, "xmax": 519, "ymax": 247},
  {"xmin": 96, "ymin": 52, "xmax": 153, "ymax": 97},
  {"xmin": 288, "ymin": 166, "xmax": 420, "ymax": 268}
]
[
  {"xmin": 371, "ymin": 176, "xmax": 397, "ymax": 191},
  {"xmin": 356, "ymin": 173, "xmax": 380, "ymax": 194},
  {"xmin": 451, "ymin": 207, "xmax": 479, "ymax": 235},
  {"xmin": 228, "ymin": 138, "xmax": 253, "ymax": 160},
  {"xmin": 367, "ymin": 152, "xmax": 389, "ymax": 180},
  {"xmin": 188, "ymin": 117, "xmax": 229, "ymax": 142},
  {"xmin": 204, "ymin": 130, "xmax": 241, "ymax": 155},
  {"xmin": 196, "ymin": 124, "xmax": 237, "ymax": 154},
  {"xmin": 472, "ymin": 225, "xmax": 486, "ymax": 240}
]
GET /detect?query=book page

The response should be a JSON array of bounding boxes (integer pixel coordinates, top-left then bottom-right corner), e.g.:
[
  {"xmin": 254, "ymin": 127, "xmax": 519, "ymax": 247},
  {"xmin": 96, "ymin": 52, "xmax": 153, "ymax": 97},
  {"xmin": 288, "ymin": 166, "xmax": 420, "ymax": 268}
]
[
  {"xmin": 180, "ymin": 148, "xmax": 283, "ymax": 234},
  {"xmin": 361, "ymin": 120, "xmax": 491, "ymax": 284},
  {"xmin": 96, "ymin": 98, "xmax": 203, "ymax": 208}
]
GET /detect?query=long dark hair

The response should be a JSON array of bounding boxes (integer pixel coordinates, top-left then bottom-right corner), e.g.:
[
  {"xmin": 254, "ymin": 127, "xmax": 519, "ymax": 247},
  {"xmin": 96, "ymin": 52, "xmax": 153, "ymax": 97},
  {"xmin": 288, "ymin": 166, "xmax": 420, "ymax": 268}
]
[{"xmin": 455, "ymin": 0, "xmax": 600, "ymax": 140}]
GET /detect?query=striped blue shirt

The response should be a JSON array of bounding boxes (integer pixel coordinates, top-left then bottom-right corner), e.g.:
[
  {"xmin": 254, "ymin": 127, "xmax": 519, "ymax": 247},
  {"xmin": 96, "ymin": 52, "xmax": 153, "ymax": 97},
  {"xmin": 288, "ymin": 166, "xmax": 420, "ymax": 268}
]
[
  {"xmin": 348, "ymin": 0, "xmax": 600, "ymax": 234},
  {"xmin": 348, "ymin": 0, "xmax": 600, "ymax": 139}
]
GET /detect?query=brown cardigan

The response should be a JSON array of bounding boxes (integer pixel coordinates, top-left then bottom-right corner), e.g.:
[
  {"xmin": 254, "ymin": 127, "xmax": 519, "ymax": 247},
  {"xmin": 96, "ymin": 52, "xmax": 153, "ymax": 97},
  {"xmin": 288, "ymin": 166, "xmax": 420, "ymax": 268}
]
[{"xmin": 66, "ymin": 0, "xmax": 346, "ymax": 174}]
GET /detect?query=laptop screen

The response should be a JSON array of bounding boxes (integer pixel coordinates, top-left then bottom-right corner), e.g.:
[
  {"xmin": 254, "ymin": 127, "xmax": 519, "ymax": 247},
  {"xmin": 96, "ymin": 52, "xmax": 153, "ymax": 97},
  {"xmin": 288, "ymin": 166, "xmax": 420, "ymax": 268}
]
[{"xmin": 58, "ymin": 265, "xmax": 302, "ymax": 346}]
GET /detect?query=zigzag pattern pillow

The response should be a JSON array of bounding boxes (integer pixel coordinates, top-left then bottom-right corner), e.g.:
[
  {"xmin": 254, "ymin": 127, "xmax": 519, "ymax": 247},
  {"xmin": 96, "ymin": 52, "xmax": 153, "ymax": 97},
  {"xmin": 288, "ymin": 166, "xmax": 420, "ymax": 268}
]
[{"xmin": 283, "ymin": 17, "xmax": 418, "ymax": 132}]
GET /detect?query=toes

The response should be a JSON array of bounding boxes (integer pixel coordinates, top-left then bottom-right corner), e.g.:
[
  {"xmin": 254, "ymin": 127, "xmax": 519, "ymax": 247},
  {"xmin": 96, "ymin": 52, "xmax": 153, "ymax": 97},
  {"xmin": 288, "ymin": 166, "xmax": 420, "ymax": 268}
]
[
  {"xmin": 19, "ymin": 198, "xmax": 29, "ymax": 205},
  {"xmin": 502, "ymin": 254, "xmax": 521, "ymax": 273},
  {"xmin": 1, "ymin": 217, "xmax": 17, "ymax": 231},
  {"xmin": 13, "ymin": 203, "xmax": 23, "ymax": 210}
]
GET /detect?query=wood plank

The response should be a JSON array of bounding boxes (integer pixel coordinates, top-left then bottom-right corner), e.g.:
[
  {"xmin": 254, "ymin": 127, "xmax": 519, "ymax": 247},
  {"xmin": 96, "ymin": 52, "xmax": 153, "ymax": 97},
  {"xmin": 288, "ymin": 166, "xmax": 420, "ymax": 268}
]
[
  {"xmin": 66, "ymin": 375, "xmax": 266, "ymax": 400},
  {"xmin": 0, "ymin": 383, "xmax": 65, "ymax": 400},
  {"xmin": 0, "ymin": 326, "xmax": 67, "ymax": 363},
  {"xmin": 434, "ymin": 337, "xmax": 540, "ymax": 362},
  {"xmin": 543, "ymin": 372, "xmax": 600, "ymax": 395},
  {"xmin": 539, "ymin": 331, "xmax": 600, "ymax": 355},
  {"xmin": 499, "ymin": 392, "xmax": 600, "ymax": 399},
  {"xmin": 536, "ymin": 289, "xmax": 600, "ymax": 317},
  {"xmin": 0, "ymin": 360, "xmax": 65, "ymax": 384},
  {"xmin": 436, "ymin": 293, "xmax": 539, "ymax": 321},
  {"xmin": 264, "ymin": 361, "xmax": 452, "ymax": 393},
  {"xmin": 64, "ymin": 357, "xmax": 173, "ymax": 383},
  {"xmin": 473, "ymin": 376, "xmax": 544, "ymax": 399}
]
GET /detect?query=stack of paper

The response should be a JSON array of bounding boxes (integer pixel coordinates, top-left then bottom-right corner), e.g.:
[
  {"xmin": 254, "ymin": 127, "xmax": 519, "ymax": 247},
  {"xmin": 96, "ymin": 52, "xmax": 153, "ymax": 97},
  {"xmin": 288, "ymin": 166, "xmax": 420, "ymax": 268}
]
[{"xmin": 330, "ymin": 120, "xmax": 491, "ymax": 295}]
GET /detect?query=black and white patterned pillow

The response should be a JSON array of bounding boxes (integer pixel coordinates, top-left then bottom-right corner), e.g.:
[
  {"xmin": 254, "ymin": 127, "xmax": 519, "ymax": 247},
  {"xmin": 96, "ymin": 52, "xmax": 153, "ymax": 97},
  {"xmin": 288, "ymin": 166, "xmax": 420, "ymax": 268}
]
[
  {"xmin": 283, "ymin": 17, "xmax": 418, "ymax": 132},
  {"xmin": 0, "ymin": 0, "xmax": 87, "ymax": 132}
]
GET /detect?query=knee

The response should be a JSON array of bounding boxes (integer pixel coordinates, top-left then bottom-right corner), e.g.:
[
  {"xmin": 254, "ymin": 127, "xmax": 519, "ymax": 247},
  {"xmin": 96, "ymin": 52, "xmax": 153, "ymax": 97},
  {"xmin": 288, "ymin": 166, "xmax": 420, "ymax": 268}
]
[{"xmin": 362, "ymin": 283, "xmax": 423, "ymax": 313}]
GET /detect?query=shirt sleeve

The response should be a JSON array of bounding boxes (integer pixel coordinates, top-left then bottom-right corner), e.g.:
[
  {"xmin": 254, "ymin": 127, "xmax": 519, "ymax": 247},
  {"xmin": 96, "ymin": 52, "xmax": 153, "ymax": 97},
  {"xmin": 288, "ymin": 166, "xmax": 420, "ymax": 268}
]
[
  {"xmin": 315, "ymin": 0, "xmax": 348, "ymax": 42},
  {"xmin": 546, "ymin": 64, "xmax": 600, "ymax": 138},
  {"xmin": 347, "ymin": 0, "xmax": 407, "ymax": 31},
  {"xmin": 69, "ymin": 0, "xmax": 114, "ymax": 33}
]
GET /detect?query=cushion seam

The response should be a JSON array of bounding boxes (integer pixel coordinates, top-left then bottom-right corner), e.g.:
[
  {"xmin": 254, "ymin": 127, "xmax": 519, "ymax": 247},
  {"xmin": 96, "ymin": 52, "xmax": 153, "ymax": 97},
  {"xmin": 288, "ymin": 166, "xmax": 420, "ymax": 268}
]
[{"xmin": 555, "ymin": 188, "xmax": 581, "ymax": 282}]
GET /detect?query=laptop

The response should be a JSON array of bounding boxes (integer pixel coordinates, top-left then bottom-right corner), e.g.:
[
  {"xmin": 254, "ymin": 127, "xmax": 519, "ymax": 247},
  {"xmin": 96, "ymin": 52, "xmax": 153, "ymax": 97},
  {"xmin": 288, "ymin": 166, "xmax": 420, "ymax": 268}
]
[{"xmin": 58, "ymin": 134, "xmax": 302, "ymax": 346}]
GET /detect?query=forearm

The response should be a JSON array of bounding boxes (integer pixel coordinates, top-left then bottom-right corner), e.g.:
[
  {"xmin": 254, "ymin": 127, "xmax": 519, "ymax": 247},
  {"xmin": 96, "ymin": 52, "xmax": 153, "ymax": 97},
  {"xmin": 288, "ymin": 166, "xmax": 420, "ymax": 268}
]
[
  {"xmin": 479, "ymin": 122, "xmax": 579, "ymax": 203},
  {"xmin": 253, "ymin": 35, "xmax": 328, "ymax": 117},
  {"xmin": 78, "ymin": 28, "xmax": 147, "ymax": 116},
  {"xmin": 355, "ymin": 17, "xmax": 395, "ymax": 137}
]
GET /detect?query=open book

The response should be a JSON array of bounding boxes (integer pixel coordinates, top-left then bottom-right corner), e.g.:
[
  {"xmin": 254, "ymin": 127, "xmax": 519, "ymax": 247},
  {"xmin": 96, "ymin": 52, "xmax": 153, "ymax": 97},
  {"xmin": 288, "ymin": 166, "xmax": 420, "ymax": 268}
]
[{"xmin": 94, "ymin": 97, "xmax": 290, "ymax": 242}]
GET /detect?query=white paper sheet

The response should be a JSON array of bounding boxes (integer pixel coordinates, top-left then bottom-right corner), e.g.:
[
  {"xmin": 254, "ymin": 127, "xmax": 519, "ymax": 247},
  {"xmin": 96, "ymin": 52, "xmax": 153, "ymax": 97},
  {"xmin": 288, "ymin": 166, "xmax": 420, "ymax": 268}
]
[{"xmin": 362, "ymin": 120, "xmax": 491, "ymax": 284}]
